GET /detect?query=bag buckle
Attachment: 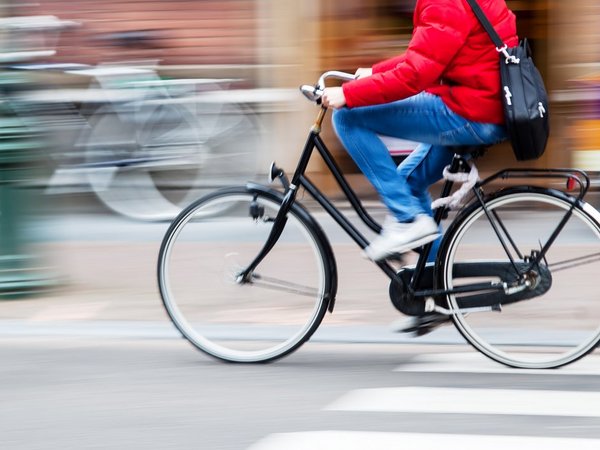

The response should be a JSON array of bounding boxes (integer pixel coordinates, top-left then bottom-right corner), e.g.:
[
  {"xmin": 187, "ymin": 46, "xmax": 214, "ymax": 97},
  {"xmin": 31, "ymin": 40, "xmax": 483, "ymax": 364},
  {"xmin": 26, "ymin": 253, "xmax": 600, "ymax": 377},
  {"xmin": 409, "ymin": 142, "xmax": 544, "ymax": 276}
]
[{"xmin": 496, "ymin": 44, "xmax": 520, "ymax": 64}]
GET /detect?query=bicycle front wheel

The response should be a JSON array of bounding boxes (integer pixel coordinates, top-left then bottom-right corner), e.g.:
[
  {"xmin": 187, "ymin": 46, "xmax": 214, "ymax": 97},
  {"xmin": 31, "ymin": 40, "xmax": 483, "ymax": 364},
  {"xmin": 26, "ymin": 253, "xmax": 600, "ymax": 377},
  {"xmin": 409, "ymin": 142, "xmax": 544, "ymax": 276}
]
[
  {"xmin": 157, "ymin": 186, "xmax": 334, "ymax": 363},
  {"xmin": 440, "ymin": 188, "xmax": 600, "ymax": 369}
]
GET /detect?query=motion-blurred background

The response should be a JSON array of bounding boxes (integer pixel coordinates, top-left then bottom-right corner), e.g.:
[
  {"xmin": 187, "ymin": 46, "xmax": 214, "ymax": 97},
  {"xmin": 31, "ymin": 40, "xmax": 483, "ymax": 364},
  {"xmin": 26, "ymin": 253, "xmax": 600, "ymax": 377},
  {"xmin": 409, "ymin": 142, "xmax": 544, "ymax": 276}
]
[
  {"xmin": 0, "ymin": 0, "xmax": 599, "ymax": 295},
  {"xmin": 2, "ymin": 4, "xmax": 600, "ymax": 448},
  {"xmin": 20, "ymin": 0, "xmax": 598, "ymax": 170}
]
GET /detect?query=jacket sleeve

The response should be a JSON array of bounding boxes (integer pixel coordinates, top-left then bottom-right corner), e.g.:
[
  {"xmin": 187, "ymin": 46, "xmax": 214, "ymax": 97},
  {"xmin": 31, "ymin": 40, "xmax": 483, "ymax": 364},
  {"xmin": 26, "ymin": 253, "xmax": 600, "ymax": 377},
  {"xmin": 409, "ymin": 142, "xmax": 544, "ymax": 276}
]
[
  {"xmin": 372, "ymin": 54, "xmax": 406, "ymax": 73},
  {"xmin": 343, "ymin": 0, "xmax": 472, "ymax": 107}
]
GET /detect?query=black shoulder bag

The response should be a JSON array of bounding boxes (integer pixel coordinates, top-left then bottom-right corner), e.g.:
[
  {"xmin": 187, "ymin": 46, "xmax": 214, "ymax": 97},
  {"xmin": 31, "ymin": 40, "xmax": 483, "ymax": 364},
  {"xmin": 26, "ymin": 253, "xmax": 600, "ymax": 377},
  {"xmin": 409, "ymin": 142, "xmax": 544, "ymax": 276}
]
[{"xmin": 465, "ymin": 0, "xmax": 550, "ymax": 161}]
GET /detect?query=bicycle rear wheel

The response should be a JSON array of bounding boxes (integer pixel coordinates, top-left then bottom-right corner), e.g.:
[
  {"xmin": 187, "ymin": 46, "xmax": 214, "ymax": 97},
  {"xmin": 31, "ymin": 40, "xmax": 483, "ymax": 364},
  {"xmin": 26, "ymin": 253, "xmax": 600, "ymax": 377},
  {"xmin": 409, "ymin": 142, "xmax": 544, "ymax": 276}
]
[
  {"xmin": 439, "ymin": 188, "xmax": 600, "ymax": 369},
  {"xmin": 157, "ymin": 186, "xmax": 335, "ymax": 362}
]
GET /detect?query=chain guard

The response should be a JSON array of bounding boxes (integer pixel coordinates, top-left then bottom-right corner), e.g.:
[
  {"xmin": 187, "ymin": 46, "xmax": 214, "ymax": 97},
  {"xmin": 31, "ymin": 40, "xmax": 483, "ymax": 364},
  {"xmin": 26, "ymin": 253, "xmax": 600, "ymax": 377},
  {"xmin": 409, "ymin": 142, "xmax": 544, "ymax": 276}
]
[
  {"xmin": 389, "ymin": 261, "xmax": 553, "ymax": 316},
  {"xmin": 453, "ymin": 261, "xmax": 552, "ymax": 309}
]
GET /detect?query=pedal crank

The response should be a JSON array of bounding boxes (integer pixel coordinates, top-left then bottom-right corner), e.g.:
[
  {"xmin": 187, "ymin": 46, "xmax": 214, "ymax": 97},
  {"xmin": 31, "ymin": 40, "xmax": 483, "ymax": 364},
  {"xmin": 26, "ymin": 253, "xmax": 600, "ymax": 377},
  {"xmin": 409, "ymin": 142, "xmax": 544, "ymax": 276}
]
[{"xmin": 431, "ymin": 302, "xmax": 502, "ymax": 315}]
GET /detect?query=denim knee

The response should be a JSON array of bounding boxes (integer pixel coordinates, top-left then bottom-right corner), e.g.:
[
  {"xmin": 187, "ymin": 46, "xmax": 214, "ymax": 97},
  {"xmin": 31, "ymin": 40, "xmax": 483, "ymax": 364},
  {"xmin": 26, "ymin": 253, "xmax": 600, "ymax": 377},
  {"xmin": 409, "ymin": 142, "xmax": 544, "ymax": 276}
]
[{"xmin": 332, "ymin": 107, "xmax": 357, "ymax": 136}]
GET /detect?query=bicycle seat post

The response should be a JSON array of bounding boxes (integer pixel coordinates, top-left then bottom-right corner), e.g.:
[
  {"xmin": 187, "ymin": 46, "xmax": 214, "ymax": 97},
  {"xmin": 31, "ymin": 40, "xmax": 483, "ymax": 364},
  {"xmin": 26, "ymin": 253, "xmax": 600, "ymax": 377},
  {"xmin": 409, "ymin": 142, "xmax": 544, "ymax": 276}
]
[{"xmin": 436, "ymin": 154, "xmax": 465, "ymax": 214}]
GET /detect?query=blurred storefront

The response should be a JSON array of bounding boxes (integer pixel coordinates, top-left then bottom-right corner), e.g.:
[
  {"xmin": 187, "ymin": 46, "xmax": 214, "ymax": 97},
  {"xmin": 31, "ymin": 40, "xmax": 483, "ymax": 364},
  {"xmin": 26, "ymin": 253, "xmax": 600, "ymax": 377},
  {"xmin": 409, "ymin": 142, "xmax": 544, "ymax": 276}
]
[
  {"xmin": 317, "ymin": 0, "xmax": 600, "ymax": 177},
  {"xmin": 316, "ymin": 0, "xmax": 553, "ymax": 176},
  {"xmin": 4, "ymin": 0, "xmax": 600, "ymax": 179},
  {"xmin": 550, "ymin": 0, "xmax": 600, "ymax": 172}
]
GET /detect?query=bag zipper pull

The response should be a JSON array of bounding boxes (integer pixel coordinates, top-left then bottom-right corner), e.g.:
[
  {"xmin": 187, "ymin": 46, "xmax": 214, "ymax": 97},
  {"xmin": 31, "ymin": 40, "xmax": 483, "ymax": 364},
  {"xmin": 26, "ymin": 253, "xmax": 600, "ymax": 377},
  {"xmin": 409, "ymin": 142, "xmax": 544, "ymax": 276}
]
[
  {"xmin": 504, "ymin": 86, "xmax": 512, "ymax": 106},
  {"xmin": 538, "ymin": 102, "xmax": 546, "ymax": 117}
]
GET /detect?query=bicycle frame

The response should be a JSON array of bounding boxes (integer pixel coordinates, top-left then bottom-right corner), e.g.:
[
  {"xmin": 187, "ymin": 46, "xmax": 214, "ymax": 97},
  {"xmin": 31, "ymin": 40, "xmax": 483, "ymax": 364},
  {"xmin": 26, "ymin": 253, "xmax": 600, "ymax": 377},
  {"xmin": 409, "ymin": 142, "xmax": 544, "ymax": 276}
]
[
  {"xmin": 237, "ymin": 104, "xmax": 461, "ymax": 293},
  {"xmin": 237, "ymin": 99, "xmax": 592, "ymax": 312}
]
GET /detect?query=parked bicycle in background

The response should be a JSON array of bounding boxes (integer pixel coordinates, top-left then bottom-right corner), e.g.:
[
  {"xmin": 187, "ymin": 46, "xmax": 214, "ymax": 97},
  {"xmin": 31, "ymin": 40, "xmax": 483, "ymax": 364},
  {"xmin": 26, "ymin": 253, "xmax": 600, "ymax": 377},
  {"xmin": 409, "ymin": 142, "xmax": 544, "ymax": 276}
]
[{"xmin": 2, "ymin": 15, "xmax": 272, "ymax": 221}]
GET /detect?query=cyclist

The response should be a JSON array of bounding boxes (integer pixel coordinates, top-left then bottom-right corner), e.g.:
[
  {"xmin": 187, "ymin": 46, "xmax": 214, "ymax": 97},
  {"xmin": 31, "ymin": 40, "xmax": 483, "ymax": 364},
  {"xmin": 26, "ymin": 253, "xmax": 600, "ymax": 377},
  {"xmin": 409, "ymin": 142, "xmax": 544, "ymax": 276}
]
[{"xmin": 322, "ymin": 0, "xmax": 518, "ymax": 262}]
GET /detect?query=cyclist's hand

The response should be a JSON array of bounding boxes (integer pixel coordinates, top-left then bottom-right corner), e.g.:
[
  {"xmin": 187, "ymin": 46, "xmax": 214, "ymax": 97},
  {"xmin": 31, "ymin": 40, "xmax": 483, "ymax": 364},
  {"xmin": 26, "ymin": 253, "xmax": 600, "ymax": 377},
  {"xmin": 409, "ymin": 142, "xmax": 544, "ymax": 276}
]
[
  {"xmin": 322, "ymin": 87, "xmax": 346, "ymax": 109},
  {"xmin": 354, "ymin": 67, "xmax": 372, "ymax": 79}
]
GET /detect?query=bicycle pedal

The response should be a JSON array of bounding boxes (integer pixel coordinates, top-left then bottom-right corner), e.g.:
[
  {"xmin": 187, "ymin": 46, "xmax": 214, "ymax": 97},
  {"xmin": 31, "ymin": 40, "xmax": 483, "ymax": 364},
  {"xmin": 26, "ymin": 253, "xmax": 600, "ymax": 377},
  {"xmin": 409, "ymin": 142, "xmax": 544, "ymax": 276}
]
[
  {"xmin": 391, "ymin": 313, "xmax": 451, "ymax": 337},
  {"xmin": 361, "ymin": 248, "xmax": 406, "ymax": 263}
]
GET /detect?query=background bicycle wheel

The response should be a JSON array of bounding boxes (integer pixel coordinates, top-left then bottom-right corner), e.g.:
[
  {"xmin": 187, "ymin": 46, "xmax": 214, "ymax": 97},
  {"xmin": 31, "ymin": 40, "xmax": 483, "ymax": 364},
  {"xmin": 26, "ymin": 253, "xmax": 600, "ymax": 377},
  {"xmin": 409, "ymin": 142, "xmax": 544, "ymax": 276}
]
[{"xmin": 84, "ymin": 99, "xmax": 262, "ymax": 221}]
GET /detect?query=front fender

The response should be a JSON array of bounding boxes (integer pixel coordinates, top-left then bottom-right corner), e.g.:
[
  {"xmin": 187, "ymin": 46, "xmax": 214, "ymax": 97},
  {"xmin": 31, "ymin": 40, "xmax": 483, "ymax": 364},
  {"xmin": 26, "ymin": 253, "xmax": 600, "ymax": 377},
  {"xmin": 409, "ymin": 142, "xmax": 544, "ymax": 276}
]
[{"xmin": 246, "ymin": 182, "xmax": 339, "ymax": 312}]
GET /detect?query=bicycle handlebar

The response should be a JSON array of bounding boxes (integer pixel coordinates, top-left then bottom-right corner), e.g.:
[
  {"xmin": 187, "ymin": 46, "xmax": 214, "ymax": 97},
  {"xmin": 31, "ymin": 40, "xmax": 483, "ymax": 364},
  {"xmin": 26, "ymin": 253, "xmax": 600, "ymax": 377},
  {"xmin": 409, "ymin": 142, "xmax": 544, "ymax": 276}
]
[
  {"xmin": 300, "ymin": 70, "xmax": 356, "ymax": 103},
  {"xmin": 317, "ymin": 71, "xmax": 357, "ymax": 88}
]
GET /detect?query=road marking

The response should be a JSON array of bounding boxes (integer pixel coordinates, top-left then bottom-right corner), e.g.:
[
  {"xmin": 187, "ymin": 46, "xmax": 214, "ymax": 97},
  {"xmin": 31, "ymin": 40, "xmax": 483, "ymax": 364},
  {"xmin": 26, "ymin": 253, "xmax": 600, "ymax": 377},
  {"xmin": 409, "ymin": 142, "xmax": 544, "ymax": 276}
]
[
  {"xmin": 247, "ymin": 431, "xmax": 600, "ymax": 450},
  {"xmin": 395, "ymin": 352, "xmax": 600, "ymax": 375},
  {"xmin": 325, "ymin": 386, "xmax": 600, "ymax": 417}
]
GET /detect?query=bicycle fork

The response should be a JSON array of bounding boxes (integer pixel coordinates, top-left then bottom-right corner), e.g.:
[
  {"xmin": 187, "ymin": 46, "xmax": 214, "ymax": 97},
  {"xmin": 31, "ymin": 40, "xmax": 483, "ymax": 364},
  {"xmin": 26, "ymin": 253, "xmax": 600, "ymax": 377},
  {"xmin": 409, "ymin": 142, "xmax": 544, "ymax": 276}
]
[
  {"xmin": 235, "ymin": 129, "xmax": 320, "ymax": 283},
  {"xmin": 235, "ymin": 187, "xmax": 295, "ymax": 284}
]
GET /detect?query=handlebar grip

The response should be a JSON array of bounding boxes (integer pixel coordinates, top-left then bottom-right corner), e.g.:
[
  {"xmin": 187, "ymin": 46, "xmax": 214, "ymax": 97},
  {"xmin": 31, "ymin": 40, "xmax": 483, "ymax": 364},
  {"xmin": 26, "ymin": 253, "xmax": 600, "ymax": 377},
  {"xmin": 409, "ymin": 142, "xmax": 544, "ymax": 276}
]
[{"xmin": 300, "ymin": 71, "xmax": 356, "ymax": 104}]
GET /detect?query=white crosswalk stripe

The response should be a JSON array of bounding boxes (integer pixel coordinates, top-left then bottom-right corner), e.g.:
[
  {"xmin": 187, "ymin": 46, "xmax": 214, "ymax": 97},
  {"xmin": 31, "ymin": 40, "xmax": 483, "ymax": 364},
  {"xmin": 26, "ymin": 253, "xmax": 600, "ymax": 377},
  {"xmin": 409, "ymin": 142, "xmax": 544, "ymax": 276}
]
[
  {"xmin": 326, "ymin": 386, "xmax": 600, "ymax": 417},
  {"xmin": 247, "ymin": 351, "xmax": 600, "ymax": 449},
  {"xmin": 394, "ymin": 352, "xmax": 600, "ymax": 375},
  {"xmin": 247, "ymin": 431, "xmax": 600, "ymax": 450}
]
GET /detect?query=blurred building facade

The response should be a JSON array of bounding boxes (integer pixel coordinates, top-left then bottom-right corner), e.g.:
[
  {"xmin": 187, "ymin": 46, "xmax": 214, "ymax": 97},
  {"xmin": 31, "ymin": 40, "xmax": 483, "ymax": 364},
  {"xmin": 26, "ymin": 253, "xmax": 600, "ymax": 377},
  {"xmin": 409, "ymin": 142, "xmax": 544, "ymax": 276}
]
[{"xmin": 3, "ymin": 0, "xmax": 600, "ymax": 177}]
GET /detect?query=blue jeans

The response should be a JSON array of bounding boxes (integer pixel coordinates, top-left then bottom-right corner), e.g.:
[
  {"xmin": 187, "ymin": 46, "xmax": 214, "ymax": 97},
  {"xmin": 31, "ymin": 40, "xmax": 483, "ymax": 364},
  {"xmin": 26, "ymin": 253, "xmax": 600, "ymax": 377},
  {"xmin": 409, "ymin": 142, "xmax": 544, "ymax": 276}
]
[{"xmin": 332, "ymin": 92, "xmax": 507, "ymax": 260}]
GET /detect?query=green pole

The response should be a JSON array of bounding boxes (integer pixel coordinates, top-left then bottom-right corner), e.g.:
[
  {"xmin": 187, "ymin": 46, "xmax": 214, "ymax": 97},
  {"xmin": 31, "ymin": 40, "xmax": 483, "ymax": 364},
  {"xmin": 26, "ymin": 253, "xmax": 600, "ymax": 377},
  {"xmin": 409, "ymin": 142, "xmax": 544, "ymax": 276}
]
[{"xmin": 0, "ymin": 74, "xmax": 55, "ymax": 299}]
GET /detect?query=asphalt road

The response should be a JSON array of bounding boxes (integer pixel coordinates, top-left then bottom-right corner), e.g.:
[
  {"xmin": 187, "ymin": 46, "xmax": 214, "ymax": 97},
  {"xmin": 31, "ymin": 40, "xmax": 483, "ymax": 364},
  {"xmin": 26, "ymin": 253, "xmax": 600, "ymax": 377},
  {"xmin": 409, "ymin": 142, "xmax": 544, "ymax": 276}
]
[
  {"xmin": 3, "ymin": 201, "xmax": 600, "ymax": 449},
  {"xmin": 2, "ymin": 337, "xmax": 600, "ymax": 450}
]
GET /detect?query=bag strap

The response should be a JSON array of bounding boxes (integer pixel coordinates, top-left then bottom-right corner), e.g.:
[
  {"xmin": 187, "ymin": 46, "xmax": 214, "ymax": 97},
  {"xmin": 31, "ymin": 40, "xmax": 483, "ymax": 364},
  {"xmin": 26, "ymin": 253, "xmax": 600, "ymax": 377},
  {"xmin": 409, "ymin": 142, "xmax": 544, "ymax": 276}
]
[{"xmin": 464, "ymin": 0, "xmax": 507, "ymax": 51}]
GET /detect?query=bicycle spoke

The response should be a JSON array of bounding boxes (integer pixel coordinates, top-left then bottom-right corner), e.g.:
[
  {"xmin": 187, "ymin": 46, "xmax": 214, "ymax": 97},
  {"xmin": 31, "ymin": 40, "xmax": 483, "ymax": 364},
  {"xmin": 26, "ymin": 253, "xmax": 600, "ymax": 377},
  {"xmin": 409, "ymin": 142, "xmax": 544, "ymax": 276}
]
[
  {"xmin": 549, "ymin": 252, "xmax": 600, "ymax": 272},
  {"xmin": 249, "ymin": 273, "xmax": 320, "ymax": 297}
]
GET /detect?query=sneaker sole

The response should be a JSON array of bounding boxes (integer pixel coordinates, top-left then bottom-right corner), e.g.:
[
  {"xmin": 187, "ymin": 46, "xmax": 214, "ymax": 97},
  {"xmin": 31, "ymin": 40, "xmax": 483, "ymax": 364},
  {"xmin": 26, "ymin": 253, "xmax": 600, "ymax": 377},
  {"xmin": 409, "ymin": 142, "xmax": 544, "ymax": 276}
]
[{"xmin": 363, "ymin": 232, "xmax": 440, "ymax": 262}]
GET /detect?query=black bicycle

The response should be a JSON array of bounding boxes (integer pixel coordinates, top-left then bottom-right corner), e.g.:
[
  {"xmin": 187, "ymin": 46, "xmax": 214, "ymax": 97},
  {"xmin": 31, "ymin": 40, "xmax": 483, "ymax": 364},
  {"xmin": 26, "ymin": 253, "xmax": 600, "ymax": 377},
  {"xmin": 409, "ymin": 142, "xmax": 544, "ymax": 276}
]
[{"xmin": 157, "ymin": 71, "xmax": 600, "ymax": 369}]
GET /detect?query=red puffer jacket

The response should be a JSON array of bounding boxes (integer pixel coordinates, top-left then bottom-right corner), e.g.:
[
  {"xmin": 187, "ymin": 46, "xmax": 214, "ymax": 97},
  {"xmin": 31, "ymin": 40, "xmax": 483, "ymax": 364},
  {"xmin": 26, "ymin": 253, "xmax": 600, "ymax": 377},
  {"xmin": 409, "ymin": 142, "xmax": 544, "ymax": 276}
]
[{"xmin": 342, "ymin": 0, "xmax": 518, "ymax": 124}]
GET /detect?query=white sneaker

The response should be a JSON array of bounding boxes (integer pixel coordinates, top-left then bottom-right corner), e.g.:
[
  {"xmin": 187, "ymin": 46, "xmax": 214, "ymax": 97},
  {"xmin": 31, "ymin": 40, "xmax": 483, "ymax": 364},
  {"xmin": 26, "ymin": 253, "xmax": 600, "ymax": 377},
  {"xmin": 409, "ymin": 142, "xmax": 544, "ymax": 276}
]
[{"xmin": 363, "ymin": 215, "xmax": 440, "ymax": 261}]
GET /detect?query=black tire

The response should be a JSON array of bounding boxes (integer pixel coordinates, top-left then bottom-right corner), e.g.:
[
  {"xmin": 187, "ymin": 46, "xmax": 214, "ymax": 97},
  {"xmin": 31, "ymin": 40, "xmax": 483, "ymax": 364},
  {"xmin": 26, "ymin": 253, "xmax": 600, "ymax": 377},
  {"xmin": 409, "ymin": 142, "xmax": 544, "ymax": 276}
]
[
  {"xmin": 439, "ymin": 187, "xmax": 600, "ymax": 369},
  {"xmin": 157, "ymin": 185, "xmax": 336, "ymax": 362}
]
